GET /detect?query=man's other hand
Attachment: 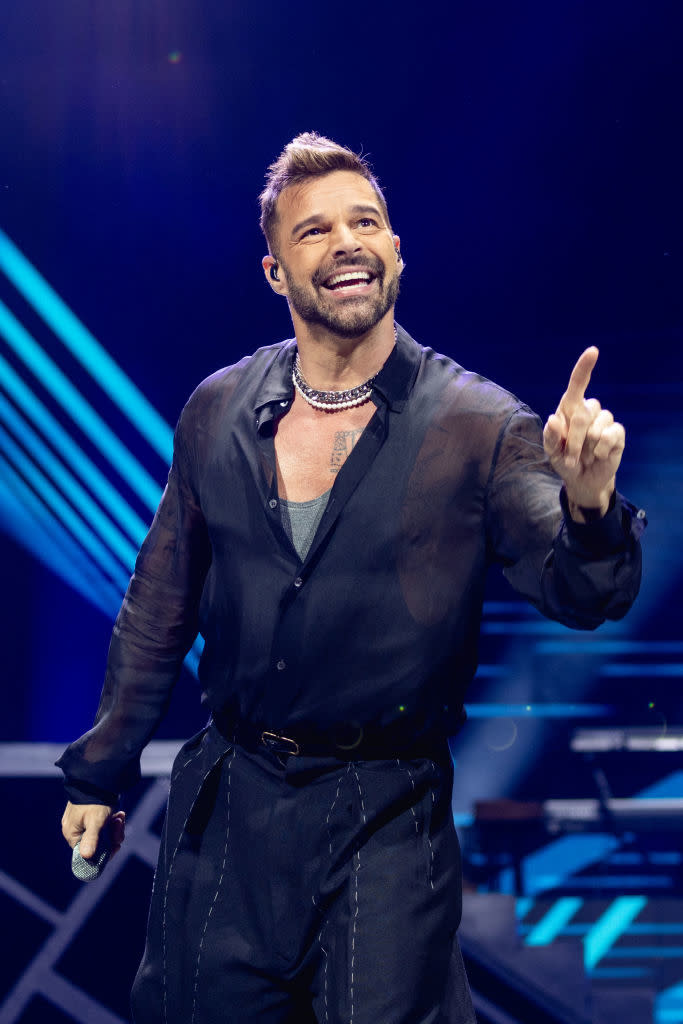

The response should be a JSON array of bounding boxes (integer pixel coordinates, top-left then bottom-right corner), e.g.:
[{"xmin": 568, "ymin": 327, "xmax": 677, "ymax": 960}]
[{"xmin": 543, "ymin": 347, "xmax": 625, "ymax": 521}]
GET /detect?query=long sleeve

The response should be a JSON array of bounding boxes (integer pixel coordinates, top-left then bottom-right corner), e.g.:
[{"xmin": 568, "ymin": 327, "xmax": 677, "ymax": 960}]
[
  {"xmin": 56, "ymin": 408, "xmax": 212, "ymax": 801},
  {"xmin": 485, "ymin": 406, "xmax": 644, "ymax": 629}
]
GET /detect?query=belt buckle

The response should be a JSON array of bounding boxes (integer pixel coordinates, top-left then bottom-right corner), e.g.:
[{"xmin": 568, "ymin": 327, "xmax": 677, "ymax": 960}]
[{"xmin": 260, "ymin": 730, "xmax": 301, "ymax": 757}]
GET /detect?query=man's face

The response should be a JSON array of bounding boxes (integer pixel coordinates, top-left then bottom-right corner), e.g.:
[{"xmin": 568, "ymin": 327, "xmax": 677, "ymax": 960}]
[{"xmin": 269, "ymin": 170, "xmax": 401, "ymax": 338}]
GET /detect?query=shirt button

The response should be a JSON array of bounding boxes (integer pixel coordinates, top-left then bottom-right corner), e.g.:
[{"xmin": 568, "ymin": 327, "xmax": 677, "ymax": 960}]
[
  {"xmin": 636, "ymin": 508, "xmax": 646, "ymax": 520},
  {"xmin": 280, "ymin": 400, "xmax": 289, "ymax": 407},
  {"xmin": 294, "ymin": 577, "xmax": 303, "ymax": 588},
  {"xmin": 269, "ymin": 498, "xmax": 278, "ymax": 509},
  {"xmin": 276, "ymin": 659, "xmax": 287, "ymax": 671}
]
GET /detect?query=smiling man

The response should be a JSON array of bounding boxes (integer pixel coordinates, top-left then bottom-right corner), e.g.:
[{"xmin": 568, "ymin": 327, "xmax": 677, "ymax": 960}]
[
  {"xmin": 58, "ymin": 133, "xmax": 644, "ymax": 1023},
  {"xmin": 264, "ymin": 170, "xmax": 400, "ymax": 338}
]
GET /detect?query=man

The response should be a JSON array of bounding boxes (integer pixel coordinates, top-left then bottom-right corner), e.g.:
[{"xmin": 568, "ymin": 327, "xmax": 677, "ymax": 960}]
[{"xmin": 59, "ymin": 132, "xmax": 644, "ymax": 1023}]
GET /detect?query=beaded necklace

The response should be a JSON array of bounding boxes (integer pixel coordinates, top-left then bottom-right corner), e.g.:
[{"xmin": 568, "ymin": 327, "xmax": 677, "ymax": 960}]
[{"xmin": 292, "ymin": 326, "xmax": 396, "ymax": 412}]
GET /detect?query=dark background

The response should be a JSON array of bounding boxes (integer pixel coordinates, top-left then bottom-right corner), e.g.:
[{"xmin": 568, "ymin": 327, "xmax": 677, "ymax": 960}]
[{"xmin": 0, "ymin": 0, "xmax": 681, "ymax": 801}]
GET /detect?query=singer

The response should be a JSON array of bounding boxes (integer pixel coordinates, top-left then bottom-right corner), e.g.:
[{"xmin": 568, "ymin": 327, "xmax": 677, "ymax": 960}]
[{"xmin": 58, "ymin": 133, "xmax": 644, "ymax": 1023}]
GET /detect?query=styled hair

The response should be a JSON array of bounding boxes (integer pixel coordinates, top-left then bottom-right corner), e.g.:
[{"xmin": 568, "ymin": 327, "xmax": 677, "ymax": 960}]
[{"xmin": 259, "ymin": 131, "xmax": 391, "ymax": 255}]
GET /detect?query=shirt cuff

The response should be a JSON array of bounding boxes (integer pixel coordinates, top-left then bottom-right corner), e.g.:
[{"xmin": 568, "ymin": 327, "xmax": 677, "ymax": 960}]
[
  {"xmin": 560, "ymin": 487, "xmax": 643, "ymax": 556},
  {"xmin": 62, "ymin": 777, "xmax": 119, "ymax": 807}
]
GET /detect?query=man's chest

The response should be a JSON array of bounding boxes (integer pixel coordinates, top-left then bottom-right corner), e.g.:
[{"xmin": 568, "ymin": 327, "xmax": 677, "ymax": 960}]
[{"xmin": 273, "ymin": 398, "xmax": 377, "ymax": 501}]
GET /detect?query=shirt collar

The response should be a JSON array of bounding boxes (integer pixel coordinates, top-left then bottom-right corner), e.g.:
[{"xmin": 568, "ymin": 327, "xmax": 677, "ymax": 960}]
[
  {"xmin": 253, "ymin": 322, "xmax": 421, "ymax": 430},
  {"xmin": 254, "ymin": 339, "xmax": 297, "ymax": 432},
  {"xmin": 372, "ymin": 323, "xmax": 421, "ymax": 411}
]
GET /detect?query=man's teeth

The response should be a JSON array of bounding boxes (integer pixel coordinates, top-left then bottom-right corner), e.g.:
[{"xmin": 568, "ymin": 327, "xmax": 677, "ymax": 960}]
[{"xmin": 326, "ymin": 271, "xmax": 372, "ymax": 289}]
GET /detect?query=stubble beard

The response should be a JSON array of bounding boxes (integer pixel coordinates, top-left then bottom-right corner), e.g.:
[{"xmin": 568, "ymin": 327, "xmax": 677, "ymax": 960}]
[{"xmin": 282, "ymin": 262, "xmax": 400, "ymax": 339}]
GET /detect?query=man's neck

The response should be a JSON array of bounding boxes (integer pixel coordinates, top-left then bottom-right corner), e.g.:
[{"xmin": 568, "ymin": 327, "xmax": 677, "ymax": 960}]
[{"xmin": 292, "ymin": 313, "xmax": 396, "ymax": 390}]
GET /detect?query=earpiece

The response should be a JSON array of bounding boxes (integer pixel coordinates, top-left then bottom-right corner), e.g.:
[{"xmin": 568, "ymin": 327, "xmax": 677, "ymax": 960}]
[
  {"xmin": 270, "ymin": 263, "xmax": 280, "ymax": 281},
  {"xmin": 395, "ymin": 247, "xmax": 402, "ymax": 262}
]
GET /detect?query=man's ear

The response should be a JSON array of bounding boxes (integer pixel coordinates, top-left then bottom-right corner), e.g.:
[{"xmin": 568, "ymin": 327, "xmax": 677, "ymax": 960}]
[
  {"xmin": 262, "ymin": 255, "xmax": 287, "ymax": 295},
  {"xmin": 393, "ymin": 234, "xmax": 404, "ymax": 272}
]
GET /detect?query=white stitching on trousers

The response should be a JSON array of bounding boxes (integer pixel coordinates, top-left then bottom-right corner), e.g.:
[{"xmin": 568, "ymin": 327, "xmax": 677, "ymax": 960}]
[
  {"xmin": 161, "ymin": 745, "xmax": 207, "ymax": 1024},
  {"xmin": 398, "ymin": 758, "xmax": 420, "ymax": 837},
  {"xmin": 398, "ymin": 760, "xmax": 435, "ymax": 890},
  {"xmin": 350, "ymin": 847, "xmax": 360, "ymax": 1024},
  {"xmin": 190, "ymin": 745, "xmax": 238, "ymax": 1024},
  {"xmin": 325, "ymin": 768, "xmax": 349, "ymax": 855},
  {"xmin": 318, "ymin": 765, "xmax": 351, "ymax": 1023},
  {"xmin": 350, "ymin": 767, "xmax": 366, "ymax": 1024},
  {"xmin": 318, "ymin": 919, "xmax": 331, "ymax": 1023},
  {"xmin": 429, "ymin": 788, "xmax": 435, "ymax": 888}
]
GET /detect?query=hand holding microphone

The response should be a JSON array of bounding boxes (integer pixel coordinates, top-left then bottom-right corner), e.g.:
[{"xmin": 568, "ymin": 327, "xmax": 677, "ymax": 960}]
[
  {"xmin": 72, "ymin": 833, "xmax": 112, "ymax": 881},
  {"xmin": 62, "ymin": 802, "xmax": 126, "ymax": 882}
]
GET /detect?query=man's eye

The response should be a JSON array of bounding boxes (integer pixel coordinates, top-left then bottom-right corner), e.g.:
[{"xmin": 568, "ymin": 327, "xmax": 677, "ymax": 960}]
[
  {"xmin": 302, "ymin": 227, "xmax": 323, "ymax": 238},
  {"xmin": 357, "ymin": 218, "xmax": 377, "ymax": 229}
]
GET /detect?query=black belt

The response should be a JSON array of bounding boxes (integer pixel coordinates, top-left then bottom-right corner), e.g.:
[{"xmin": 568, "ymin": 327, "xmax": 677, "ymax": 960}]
[{"xmin": 213, "ymin": 713, "xmax": 445, "ymax": 763}]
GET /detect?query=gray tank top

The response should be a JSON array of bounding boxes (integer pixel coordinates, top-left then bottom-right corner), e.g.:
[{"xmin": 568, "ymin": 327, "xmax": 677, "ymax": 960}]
[{"xmin": 280, "ymin": 489, "xmax": 332, "ymax": 561}]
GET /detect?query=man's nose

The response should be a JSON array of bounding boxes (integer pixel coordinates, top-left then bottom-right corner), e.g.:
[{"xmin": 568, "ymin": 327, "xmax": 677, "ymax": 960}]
[{"xmin": 330, "ymin": 223, "xmax": 362, "ymax": 257}]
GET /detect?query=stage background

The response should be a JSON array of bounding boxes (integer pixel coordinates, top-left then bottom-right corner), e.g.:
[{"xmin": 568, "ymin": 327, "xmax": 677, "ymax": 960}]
[{"xmin": 0, "ymin": 2, "xmax": 681, "ymax": 1022}]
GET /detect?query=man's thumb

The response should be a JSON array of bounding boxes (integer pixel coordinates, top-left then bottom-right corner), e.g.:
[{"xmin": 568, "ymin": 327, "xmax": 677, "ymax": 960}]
[{"xmin": 79, "ymin": 823, "xmax": 103, "ymax": 860}]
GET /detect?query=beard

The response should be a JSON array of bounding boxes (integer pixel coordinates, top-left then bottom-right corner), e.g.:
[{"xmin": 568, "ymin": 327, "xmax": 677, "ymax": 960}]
[{"xmin": 282, "ymin": 257, "xmax": 400, "ymax": 339}]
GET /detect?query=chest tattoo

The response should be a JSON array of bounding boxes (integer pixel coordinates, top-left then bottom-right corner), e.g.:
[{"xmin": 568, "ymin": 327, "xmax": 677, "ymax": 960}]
[{"xmin": 330, "ymin": 429, "xmax": 364, "ymax": 473}]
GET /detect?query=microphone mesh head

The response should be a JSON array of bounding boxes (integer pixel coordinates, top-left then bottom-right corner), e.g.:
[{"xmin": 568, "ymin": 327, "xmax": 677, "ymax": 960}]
[{"xmin": 72, "ymin": 840, "xmax": 110, "ymax": 881}]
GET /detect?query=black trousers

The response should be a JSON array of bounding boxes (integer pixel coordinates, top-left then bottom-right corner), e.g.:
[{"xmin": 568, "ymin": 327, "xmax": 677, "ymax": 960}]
[{"xmin": 131, "ymin": 726, "xmax": 476, "ymax": 1024}]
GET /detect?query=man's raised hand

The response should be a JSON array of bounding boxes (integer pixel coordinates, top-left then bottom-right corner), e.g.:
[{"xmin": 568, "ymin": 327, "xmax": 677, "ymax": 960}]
[{"xmin": 543, "ymin": 347, "xmax": 625, "ymax": 521}]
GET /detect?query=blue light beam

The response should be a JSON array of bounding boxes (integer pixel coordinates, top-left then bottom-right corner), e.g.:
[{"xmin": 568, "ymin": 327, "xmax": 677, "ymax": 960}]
[
  {"xmin": 0, "ymin": 459, "xmax": 122, "ymax": 617},
  {"xmin": 0, "ymin": 360, "xmax": 203, "ymax": 677},
  {"xmin": 0, "ymin": 444, "xmax": 203, "ymax": 677},
  {"xmin": 584, "ymin": 896, "xmax": 647, "ymax": 970},
  {"xmin": 0, "ymin": 393, "xmax": 138, "ymax": 569},
  {"xmin": 0, "ymin": 227, "xmax": 173, "ymax": 463},
  {"xmin": 0, "ymin": 423, "xmax": 130, "ymax": 592},
  {"xmin": 522, "ymin": 834, "xmax": 619, "ymax": 896},
  {"xmin": 0, "ymin": 299, "xmax": 162, "ymax": 511},
  {"xmin": 465, "ymin": 703, "xmax": 612, "ymax": 718},
  {"xmin": 525, "ymin": 898, "xmax": 584, "ymax": 946},
  {"xmin": 0, "ymin": 351, "xmax": 149, "ymax": 544}
]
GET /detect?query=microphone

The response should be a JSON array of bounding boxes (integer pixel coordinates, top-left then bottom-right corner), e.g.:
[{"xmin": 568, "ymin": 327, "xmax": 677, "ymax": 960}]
[{"xmin": 71, "ymin": 833, "xmax": 111, "ymax": 882}]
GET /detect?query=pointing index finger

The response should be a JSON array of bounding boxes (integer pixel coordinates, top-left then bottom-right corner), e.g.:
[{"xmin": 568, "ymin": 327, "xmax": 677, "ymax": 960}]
[{"xmin": 562, "ymin": 346, "xmax": 599, "ymax": 408}]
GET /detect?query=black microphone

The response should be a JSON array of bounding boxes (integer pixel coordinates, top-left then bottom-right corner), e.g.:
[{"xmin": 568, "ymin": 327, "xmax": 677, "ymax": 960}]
[{"xmin": 71, "ymin": 832, "xmax": 111, "ymax": 882}]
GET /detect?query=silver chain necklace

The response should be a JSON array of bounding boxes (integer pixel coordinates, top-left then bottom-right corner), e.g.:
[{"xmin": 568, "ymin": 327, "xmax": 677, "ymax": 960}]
[{"xmin": 292, "ymin": 326, "xmax": 396, "ymax": 412}]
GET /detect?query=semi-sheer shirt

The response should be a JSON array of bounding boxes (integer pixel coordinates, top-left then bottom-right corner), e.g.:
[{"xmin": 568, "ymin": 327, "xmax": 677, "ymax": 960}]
[{"xmin": 57, "ymin": 326, "xmax": 644, "ymax": 802}]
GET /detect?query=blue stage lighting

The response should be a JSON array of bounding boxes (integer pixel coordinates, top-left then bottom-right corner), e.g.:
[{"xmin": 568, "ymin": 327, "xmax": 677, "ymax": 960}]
[
  {"xmin": 0, "ymin": 392, "xmax": 138, "ymax": 569},
  {"xmin": 0, "ymin": 227, "xmax": 173, "ymax": 463},
  {"xmin": 0, "ymin": 423, "xmax": 131, "ymax": 592},
  {"xmin": 0, "ymin": 300, "xmax": 162, "ymax": 511},
  {"xmin": 0, "ymin": 457, "xmax": 122, "ymax": 617},
  {"xmin": 464, "ymin": 703, "xmax": 613, "ymax": 718},
  {"xmin": 0, "ymin": 351, "xmax": 149, "ymax": 544},
  {"xmin": 525, "ymin": 897, "xmax": 584, "ymax": 947},
  {"xmin": 584, "ymin": 896, "xmax": 648, "ymax": 970}
]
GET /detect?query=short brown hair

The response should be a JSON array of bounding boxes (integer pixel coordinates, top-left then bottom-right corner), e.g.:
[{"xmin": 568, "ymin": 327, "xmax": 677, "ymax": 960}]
[{"xmin": 259, "ymin": 131, "xmax": 391, "ymax": 255}]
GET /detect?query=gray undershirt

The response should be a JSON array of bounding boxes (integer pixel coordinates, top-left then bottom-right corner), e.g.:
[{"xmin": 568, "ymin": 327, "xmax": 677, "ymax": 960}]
[{"xmin": 280, "ymin": 489, "xmax": 332, "ymax": 561}]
